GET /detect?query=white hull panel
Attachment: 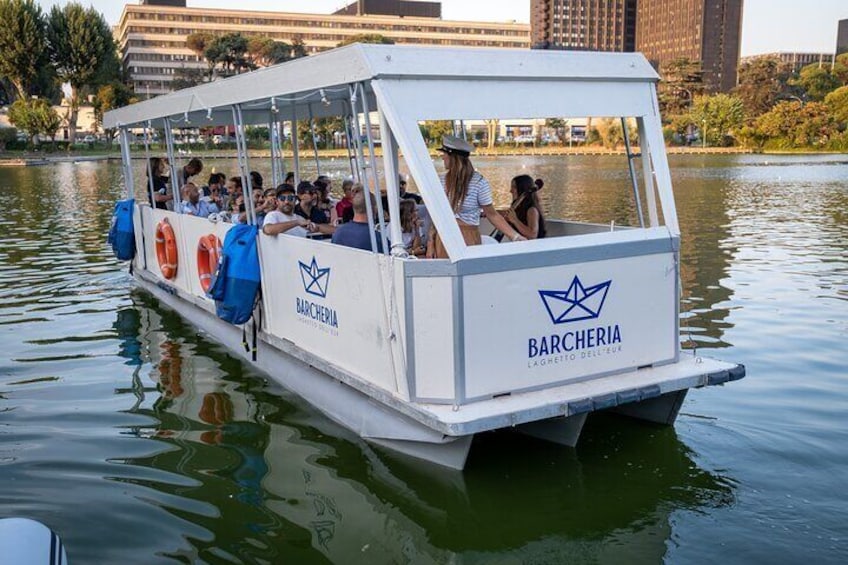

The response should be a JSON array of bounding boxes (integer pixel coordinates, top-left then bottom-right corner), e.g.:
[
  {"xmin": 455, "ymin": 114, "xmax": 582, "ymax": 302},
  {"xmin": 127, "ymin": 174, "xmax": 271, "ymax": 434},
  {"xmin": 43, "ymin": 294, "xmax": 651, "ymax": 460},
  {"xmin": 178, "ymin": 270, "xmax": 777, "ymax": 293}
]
[{"xmin": 135, "ymin": 267, "xmax": 742, "ymax": 470}]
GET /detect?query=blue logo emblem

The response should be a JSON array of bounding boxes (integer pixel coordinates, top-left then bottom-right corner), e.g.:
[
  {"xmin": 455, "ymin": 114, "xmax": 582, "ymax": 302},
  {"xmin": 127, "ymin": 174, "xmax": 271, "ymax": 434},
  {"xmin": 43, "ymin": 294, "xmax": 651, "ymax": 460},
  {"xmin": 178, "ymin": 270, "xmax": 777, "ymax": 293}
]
[
  {"xmin": 299, "ymin": 257, "xmax": 330, "ymax": 298},
  {"xmin": 539, "ymin": 275, "xmax": 611, "ymax": 324}
]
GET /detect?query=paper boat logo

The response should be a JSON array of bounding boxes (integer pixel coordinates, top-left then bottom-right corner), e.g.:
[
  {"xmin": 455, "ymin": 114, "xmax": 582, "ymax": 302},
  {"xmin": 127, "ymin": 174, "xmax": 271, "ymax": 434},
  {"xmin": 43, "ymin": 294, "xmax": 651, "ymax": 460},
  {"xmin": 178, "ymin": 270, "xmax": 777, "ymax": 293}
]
[
  {"xmin": 539, "ymin": 275, "xmax": 611, "ymax": 324},
  {"xmin": 299, "ymin": 256, "xmax": 330, "ymax": 298}
]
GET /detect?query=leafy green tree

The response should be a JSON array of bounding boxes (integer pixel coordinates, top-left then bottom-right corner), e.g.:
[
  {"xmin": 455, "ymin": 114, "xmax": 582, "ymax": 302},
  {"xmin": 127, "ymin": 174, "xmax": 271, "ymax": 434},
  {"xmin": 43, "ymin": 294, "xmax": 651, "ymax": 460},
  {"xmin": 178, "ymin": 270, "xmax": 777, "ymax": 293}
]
[
  {"xmin": 792, "ymin": 63, "xmax": 840, "ymax": 101},
  {"xmin": 291, "ymin": 37, "xmax": 307, "ymax": 59},
  {"xmin": 205, "ymin": 33, "xmax": 251, "ymax": 76},
  {"xmin": 545, "ymin": 118, "xmax": 567, "ymax": 145},
  {"xmin": 0, "ymin": 127, "xmax": 17, "ymax": 151},
  {"xmin": 658, "ymin": 58, "xmax": 704, "ymax": 118},
  {"xmin": 8, "ymin": 98, "xmax": 39, "ymax": 146},
  {"xmin": 46, "ymin": 3, "xmax": 116, "ymax": 144},
  {"xmin": 420, "ymin": 120, "xmax": 454, "ymax": 146},
  {"xmin": 93, "ymin": 82, "xmax": 135, "ymax": 146},
  {"xmin": 171, "ymin": 67, "xmax": 206, "ymax": 91},
  {"xmin": 733, "ymin": 56, "xmax": 793, "ymax": 118},
  {"xmin": 755, "ymin": 100, "xmax": 836, "ymax": 147},
  {"xmin": 246, "ymin": 36, "xmax": 295, "ymax": 67},
  {"xmin": 186, "ymin": 32, "xmax": 216, "ymax": 78},
  {"xmin": 830, "ymin": 53, "xmax": 848, "ymax": 86},
  {"xmin": 825, "ymin": 85, "xmax": 848, "ymax": 124},
  {"xmin": 595, "ymin": 118, "xmax": 623, "ymax": 149},
  {"xmin": 0, "ymin": 0, "xmax": 47, "ymax": 100},
  {"xmin": 34, "ymin": 100, "xmax": 61, "ymax": 149},
  {"xmin": 684, "ymin": 94, "xmax": 745, "ymax": 146},
  {"xmin": 8, "ymin": 97, "xmax": 58, "ymax": 148},
  {"xmin": 337, "ymin": 34, "xmax": 394, "ymax": 47}
]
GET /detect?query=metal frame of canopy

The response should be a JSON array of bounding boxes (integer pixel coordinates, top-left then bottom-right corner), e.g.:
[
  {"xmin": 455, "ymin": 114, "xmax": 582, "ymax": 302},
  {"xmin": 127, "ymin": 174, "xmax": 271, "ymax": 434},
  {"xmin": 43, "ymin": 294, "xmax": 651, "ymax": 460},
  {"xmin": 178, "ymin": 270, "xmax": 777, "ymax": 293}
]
[{"xmin": 105, "ymin": 44, "xmax": 674, "ymax": 261}]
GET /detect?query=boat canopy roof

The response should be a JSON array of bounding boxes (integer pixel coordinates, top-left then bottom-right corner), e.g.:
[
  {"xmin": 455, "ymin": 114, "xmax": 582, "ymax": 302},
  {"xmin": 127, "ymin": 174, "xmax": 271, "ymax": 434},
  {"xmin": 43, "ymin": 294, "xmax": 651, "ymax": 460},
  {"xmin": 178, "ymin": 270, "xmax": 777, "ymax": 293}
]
[{"xmin": 103, "ymin": 44, "xmax": 661, "ymax": 129}]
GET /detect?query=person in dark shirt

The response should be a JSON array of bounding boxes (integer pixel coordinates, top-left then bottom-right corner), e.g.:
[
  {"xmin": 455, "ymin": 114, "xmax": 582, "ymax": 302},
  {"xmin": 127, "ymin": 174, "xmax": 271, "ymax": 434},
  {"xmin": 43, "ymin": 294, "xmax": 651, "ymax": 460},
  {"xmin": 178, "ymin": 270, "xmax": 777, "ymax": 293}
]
[
  {"xmin": 181, "ymin": 157, "xmax": 203, "ymax": 185},
  {"xmin": 331, "ymin": 185, "xmax": 383, "ymax": 252},
  {"xmin": 147, "ymin": 157, "xmax": 171, "ymax": 209},
  {"xmin": 381, "ymin": 175, "xmax": 423, "ymax": 218},
  {"xmin": 294, "ymin": 181, "xmax": 329, "ymax": 224},
  {"xmin": 399, "ymin": 177, "xmax": 423, "ymax": 204}
]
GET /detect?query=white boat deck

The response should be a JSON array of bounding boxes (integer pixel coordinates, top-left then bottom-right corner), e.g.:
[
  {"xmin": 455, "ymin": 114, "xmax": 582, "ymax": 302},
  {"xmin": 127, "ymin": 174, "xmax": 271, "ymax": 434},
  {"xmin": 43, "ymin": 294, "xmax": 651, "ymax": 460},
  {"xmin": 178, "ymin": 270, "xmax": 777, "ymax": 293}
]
[{"xmin": 415, "ymin": 353, "xmax": 742, "ymax": 435}]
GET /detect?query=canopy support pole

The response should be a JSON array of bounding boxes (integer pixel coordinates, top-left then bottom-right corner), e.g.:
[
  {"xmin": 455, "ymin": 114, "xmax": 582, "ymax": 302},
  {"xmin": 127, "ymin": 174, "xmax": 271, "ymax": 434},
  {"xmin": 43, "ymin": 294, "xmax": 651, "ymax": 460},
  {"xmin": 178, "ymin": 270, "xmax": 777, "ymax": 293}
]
[
  {"xmin": 343, "ymin": 104, "xmax": 358, "ymax": 182},
  {"xmin": 232, "ymin": 104, "xmax": 256, "ymax": 225},
  {"xmin": 636, "ymin": 117, "xmax": 660, "ymax": 227},
  {"xmin": 163, "ymin": 117, "xmax": 181, "ymax": 213},
  {"xmin": 348, "ymin": 83, "xmax": 379, "ymax": 254},
  {"xmin": 119, "ymin": 127, "xmax": 135, "ymax": 201},
  {"xmin": 621, "ymin": 117, "xmax": 645, "ymax": 229},
  {"xmin": 142, "ymin": 121, "xmax": 155, "ymax": 208},
  {"xmin": 359, "ymin": 81, "xmax": 390, "ymax": 255},
  {"xmin": 291, "ymin": 102, "xmax": 300, "ymax": 187},
  {"xmin": 379, "ymin": 111, "xmax": 406, "ymax": 258},
  {"xmin": 308, "ymin": 104, "xmax": 321, "ymax": 176},
  {"xmin": 269, "ymin": 108, "xmax": 280, "ymax": 188}
]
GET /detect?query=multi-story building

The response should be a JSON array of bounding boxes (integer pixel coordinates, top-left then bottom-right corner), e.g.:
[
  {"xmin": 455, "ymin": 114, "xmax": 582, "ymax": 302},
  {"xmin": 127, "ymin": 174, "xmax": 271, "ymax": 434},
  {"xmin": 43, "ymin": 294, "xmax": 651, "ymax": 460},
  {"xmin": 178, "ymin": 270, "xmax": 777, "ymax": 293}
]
[
  {"xmin": 636, "ymin": 0, "xmax": 742, "ymax": 93},
  {"xmin": 837, "ymin": 19, "xmax": 848, "ymax": 56},
  {"xmin": 530, "ymin": 0, "xmax": 636, "ymax": 51},
  {"xmin": 530, "ymin": 0, "xmax": 742, "ymax": 93},
  {"xmin": 117, "ymin": 0, "xmax": 529, "ymax": 96},
  {"xmin": 740, "ymin": 52, "xmax": 834, "ymax": 74}
]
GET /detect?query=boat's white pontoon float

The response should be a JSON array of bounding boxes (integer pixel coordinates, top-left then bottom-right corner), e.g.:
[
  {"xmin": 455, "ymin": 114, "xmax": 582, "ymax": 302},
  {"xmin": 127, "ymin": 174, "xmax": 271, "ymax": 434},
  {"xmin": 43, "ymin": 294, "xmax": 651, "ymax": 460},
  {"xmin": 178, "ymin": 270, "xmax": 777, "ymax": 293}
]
[{"xmin": 104, "ymin": 45, "xmax": 745, "ymax": 470}]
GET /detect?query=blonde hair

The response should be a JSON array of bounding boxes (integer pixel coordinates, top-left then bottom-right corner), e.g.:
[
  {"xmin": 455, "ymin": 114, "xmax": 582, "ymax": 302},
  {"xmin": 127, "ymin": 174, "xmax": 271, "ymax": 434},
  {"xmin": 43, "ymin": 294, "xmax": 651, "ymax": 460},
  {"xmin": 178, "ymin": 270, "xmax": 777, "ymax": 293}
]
[{"xmin": 444, "ymin": 152, "xmax": 474, "ymax": 212}]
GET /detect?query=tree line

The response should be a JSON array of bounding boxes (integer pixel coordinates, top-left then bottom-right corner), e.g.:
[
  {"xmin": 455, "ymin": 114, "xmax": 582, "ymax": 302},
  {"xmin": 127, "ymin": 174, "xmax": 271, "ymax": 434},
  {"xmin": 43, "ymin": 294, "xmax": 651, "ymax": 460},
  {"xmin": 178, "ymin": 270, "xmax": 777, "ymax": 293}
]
[
  {"xmin": 0, "ymin": 0, "xmax": 131, "ymax": 146},
  {"xmin": 659, "ymin": 54, "xmax": 848, "ymax": 150}
]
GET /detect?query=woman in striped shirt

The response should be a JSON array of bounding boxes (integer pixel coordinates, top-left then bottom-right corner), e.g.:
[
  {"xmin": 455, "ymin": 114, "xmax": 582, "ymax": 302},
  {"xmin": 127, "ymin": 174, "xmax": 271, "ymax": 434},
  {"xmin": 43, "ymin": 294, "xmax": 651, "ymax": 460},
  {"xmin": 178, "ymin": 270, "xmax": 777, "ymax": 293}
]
[{"xmin": 427, "ymin": 136, "xmax": 525, "ymax": 258}]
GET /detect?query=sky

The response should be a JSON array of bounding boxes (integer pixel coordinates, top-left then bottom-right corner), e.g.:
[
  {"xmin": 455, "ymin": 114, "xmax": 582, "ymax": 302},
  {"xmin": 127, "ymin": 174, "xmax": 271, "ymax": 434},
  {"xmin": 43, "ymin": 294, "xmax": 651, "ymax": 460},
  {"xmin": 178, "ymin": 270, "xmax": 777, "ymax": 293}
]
[{"xmin": 36, "ymin": 0, "xmax": 848, "ymax": 57}]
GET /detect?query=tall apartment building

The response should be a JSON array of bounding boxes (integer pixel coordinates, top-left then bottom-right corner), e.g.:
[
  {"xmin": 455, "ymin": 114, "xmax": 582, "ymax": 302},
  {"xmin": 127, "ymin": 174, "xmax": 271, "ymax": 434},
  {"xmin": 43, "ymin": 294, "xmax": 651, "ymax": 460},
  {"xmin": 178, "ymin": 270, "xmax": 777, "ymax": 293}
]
[
  {"xmin": 636, "ymin": 0, "xmax": 742, "ymax": 93},
  {"xmin": 530, "ymin": 0, "xmax": 742, "ymax": 93},
  {"xmin": 530, "ymin": 0, "xmax": 636, "ymax": 51},
  {"xmin": 119, "ymin": 0, "xmax": 529, "ymax": 96},
  {"xmin": 837, "ymin": 19, "xmax": 848, "ymax": 56}
]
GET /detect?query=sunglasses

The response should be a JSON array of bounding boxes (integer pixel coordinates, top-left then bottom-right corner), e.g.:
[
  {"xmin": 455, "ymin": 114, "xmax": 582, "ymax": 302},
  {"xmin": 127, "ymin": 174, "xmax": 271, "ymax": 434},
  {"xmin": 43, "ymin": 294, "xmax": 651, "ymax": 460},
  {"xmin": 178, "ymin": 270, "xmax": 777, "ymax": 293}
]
[{"xmin": 278, "ymin": 195, "xmax": 297, "ymax": 202}]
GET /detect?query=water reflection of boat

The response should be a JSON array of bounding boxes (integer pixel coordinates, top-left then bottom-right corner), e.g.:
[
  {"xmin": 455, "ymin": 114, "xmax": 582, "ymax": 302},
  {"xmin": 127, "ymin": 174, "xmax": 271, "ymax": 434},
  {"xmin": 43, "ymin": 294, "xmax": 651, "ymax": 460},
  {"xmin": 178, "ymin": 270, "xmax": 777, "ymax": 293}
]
[
  {"xmin": 118, "ymin": 298, "xmax": 734, "ymax": 562},
  {"xmin": 105, "ymin": 45, "xmax": 745, "ymax": 469}
]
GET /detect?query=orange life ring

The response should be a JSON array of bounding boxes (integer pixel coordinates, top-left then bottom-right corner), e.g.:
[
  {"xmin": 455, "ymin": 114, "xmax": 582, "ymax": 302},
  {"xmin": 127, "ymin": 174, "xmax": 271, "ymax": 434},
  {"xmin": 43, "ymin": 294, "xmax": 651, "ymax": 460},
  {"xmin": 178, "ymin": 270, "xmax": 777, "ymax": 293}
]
[
  {"xmin": 155, "ymin": 218, "xmax": 178, "ymax": 280},
  {"xmin": 196, "ymin": 234, "xmax": 222, "ymax": 292}
]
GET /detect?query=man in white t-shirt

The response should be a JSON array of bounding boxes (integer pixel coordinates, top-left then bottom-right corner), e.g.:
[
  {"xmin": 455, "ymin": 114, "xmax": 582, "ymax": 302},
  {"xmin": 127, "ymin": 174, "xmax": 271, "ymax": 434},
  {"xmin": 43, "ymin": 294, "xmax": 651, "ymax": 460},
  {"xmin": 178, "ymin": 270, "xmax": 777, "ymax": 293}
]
[{"xmin": 262, "ymin": 184, "xmax": 310, "ymax": 237}]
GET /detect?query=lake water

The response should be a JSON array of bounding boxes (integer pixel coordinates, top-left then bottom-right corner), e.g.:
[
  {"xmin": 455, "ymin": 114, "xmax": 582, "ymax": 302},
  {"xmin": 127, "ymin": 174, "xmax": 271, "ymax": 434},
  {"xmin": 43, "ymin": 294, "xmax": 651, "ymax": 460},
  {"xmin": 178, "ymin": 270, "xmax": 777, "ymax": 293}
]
[{"xmin": 0, "ymin": 154, "xmax": 846, "ymax": 564}]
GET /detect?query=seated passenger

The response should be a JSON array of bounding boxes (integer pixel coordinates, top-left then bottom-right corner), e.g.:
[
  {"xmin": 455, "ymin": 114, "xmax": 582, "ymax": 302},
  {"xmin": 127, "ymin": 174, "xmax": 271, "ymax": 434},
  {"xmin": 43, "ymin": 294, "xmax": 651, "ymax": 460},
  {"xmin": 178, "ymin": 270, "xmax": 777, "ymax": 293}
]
[
  {"xmin": 147, "ymin": 157, "xmax": 171, "ymax": 210},
  {"xmin": 331, "ymin": 186, "xmax": 384, "ymax": 252},
  {"xmin": 181, "ymin": 183, "xmax": 219, "ymax": 217},
  {"xmin": 386, "ymin": 200, "xmax": 425, "ymax": 256},
  {"xmin": 335, "ymin": 179, "xmax": 354, "ymax": 224},
  {"xmin": 503, "ymin": 175, "xmax": 546, "ymax": 239},
  {"xmin": 255, "ymin": 187, "xmax": 277, "ymax": 226},
  {"xmin": 250, "ymin": 171, "xmax": 263, "ymax": 191},
  {"xmin": 399, "ymin": 176, "xmax": 422, "ymax": 204},
  {"xmin": 204, "ymin": 173, "xmax": 227, "ymax": 211},
  {"xmin": 313, "ymin": 178, "xmax": 339, "ymax": 225},
  {"xmin": 182, "ymin": 158, "xmax": 203, "ymax": 185},
  {"xmin": 262, "ymin": 185, "xmax": 309, "ymax": 237},
  {"xmin": 226, "ymin": 177, "xmax": 246, "ymax": 224},
  {"xmin": 294, "ymin": 181, "xmax": 330, "ymax": 224}
]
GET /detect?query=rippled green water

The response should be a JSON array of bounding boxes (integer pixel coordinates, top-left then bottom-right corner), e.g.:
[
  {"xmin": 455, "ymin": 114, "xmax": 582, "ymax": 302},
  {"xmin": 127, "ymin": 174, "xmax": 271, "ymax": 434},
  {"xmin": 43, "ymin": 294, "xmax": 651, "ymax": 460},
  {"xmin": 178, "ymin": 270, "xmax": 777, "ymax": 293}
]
[{"xmin": 1, "ymin": 154, "xmax": 846, "ymax": 564}]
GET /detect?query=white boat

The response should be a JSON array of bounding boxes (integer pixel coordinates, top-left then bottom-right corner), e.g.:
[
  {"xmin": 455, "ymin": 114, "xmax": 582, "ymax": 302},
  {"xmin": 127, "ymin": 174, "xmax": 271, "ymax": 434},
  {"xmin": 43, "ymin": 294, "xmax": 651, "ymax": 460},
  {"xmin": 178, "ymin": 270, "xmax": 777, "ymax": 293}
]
[{"xmin": 104, "ymin": 44, "xmax": 744, "ymax": 470}]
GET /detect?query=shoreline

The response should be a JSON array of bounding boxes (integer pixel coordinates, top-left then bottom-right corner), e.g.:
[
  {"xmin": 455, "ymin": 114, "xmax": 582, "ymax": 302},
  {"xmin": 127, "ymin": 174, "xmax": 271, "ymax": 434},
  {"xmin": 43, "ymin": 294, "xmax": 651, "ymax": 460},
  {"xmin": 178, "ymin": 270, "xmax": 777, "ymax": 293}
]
[{"xmin": 2, "ymin": 146, "xmax": 845, "ymax": 167}]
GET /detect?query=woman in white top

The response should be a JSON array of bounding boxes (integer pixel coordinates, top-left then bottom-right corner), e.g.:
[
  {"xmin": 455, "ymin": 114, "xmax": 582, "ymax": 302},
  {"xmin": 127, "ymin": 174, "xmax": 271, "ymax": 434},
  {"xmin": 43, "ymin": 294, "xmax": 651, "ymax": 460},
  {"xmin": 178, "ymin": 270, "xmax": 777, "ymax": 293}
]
[
  {"xmin": 387, "ymin": 200, "xmax": 426, "ymax": 256},
  {"xmin": 427, "ymin": 136, "xmax": 524, "ymax": 259}
]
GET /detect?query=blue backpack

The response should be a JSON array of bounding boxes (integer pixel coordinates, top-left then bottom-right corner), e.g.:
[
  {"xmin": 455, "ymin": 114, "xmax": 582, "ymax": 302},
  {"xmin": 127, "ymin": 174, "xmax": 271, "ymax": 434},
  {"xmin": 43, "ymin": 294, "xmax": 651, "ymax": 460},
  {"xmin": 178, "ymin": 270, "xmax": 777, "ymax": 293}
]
[
  {"xmin": 207, "ymin": 224, "xmax": 261, "ymax": 326},
  {"xmin": 107, "ymin": 198, "xmax": 136, "ymax": 261}
]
